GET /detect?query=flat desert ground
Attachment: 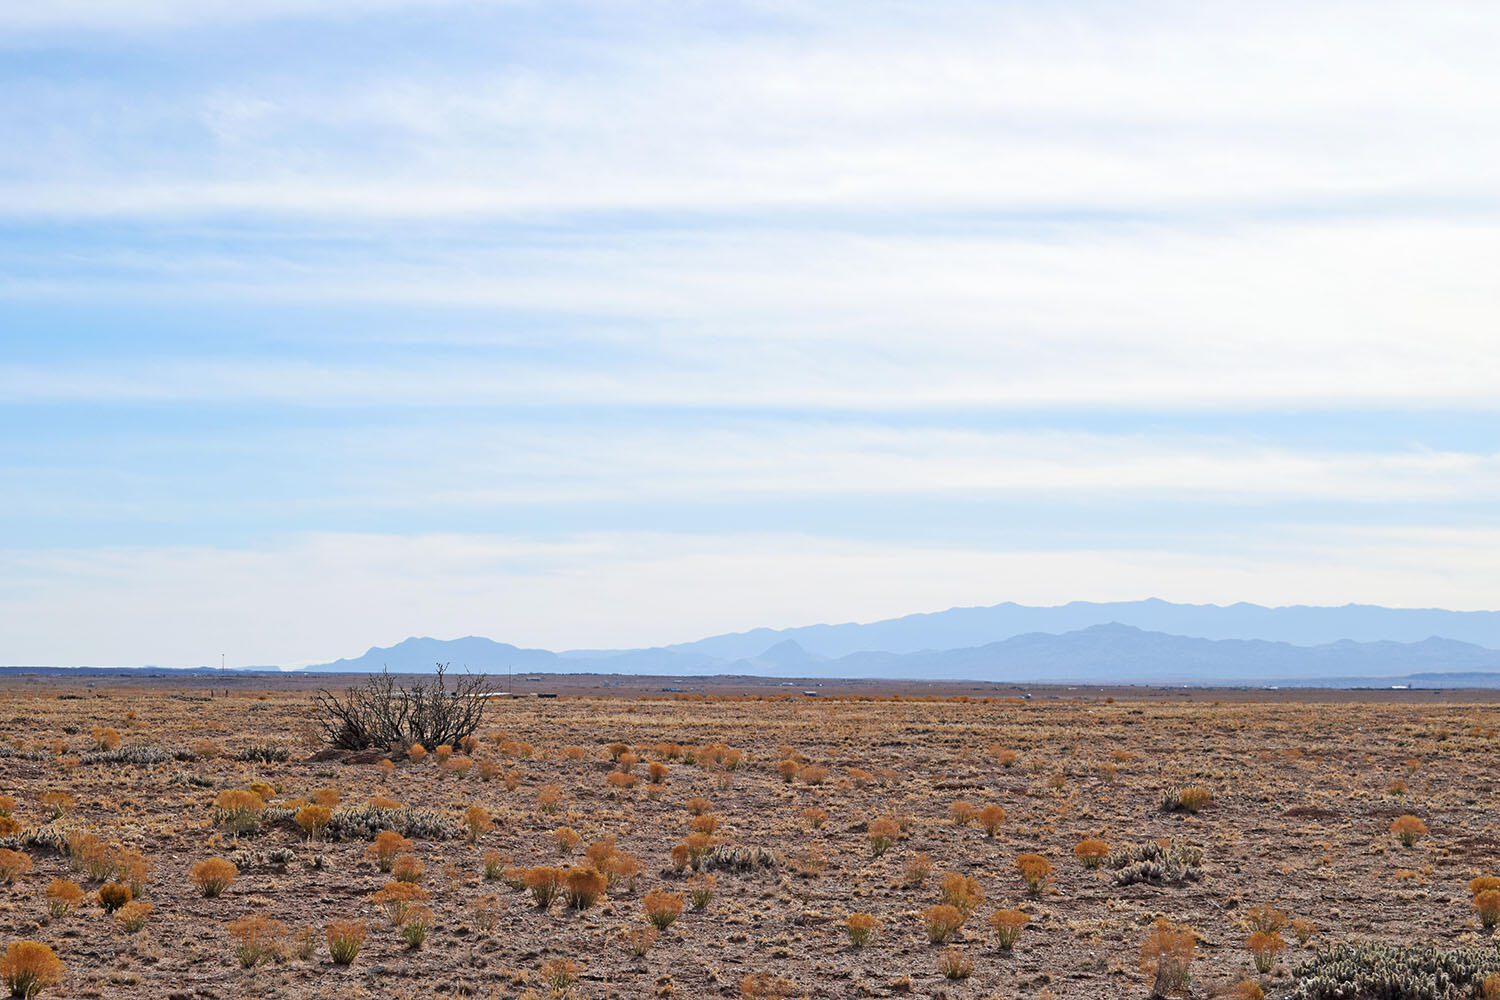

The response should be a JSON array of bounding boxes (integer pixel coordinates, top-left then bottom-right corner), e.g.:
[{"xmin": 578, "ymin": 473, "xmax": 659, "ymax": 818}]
[{"xmin": 1, "ymin": 676, "xmax": 1497, "ymax": 999}]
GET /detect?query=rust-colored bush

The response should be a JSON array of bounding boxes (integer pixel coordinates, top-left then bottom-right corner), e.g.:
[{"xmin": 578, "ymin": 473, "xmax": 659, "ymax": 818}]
[
  {"xmin": 0, "ymin": 941, "xmax": 64, "ymax": 999},
  {"xmin": 802, "ymin": 807, "xmax": 828, "ymax": 830},
  {"xmin": 1289, "ymin": 918, "xmax": 1316, "ymax": 946},
  {"xmin": 1247, "ymin": 930, "xmax": 1285, "ymax": 973},
  {"xmin": 537, "ymin": 784, "xmax": 563, "ymax": 814},
  {"xmin": 940, "ymin": 873, "xmax": 984, "ymax": 916},
  {"xmin": 552, "ymin": 826, "xmax": 580, "ymax": 855},
  {"xmin": 776, "ymin": 759, "xmax": 800, "ymax": 782},
  {"xmin": 868, "ymin": 818, "xmax": 899, "ymax": 856},
  {"xmin": 392, "ymin": 854, "xmax": 424, "ymax": 883},
  {"xmin": 923, "ymin": 904, "xmax": 966, "ymax": 943},
  {"xmin": 564, "ymin": 866, "xmax": 608, "ymax": 910},
  {"xmin": 647, "ymin": 761, "xmax": 670, "ymax": 784},
  {"xmin": 1243, "ymin": 904, "xmax": 1286, "ymax": 934},
  {"xmin": 689, "ymin": 814, "xmax": 718, "ymax": 836},
  {"xmin": 685, "ymin": 797, "xmax": 713, "ymax": 816},
  {"xmin": 542, "ymin": 958, "xmax": 580, "ymax": 990},
  {"xmin": 643, "ymin": 890, "xmax": 683, "ymax": 929},
  {"xmin": 97, "ymin": 882, "xmax": 131, "ymax": 913},
  {"xmin": 310, "ymin": 788, "xmax": 340, "ymax": 807},
  {"xmin": 191, "ymin": 858, "xmax": 238, "ymax": 898},
  {"xmin": 937, "ymin": 946, "xmax": 972, "ymax": 979},
  {"xmin": 1016, "ymin": 853, "xmax": 1052, "ymax": 895},
  {"xmin": 1074, "ymin": 839, "xmax": 1110, "ymax": 869},
  {"xmin": 990, "ymin": 908, "xmax": 1029, "ymax": 950},
  {"xmin": 45, "ymin": 880, "xmax": 83, "ymax": 917},
  {"xmin": 295, "ymin": 805, "xmax": 331, "ymax": 840},
  {"xmin": 949, "ymin": 801, "xmax": 976, "ymax": 826},
  {"xmin": 1476, "ymin": 889, "xmax": 1500, "ymax": 929},
  {"xmin": 0, "ymin": 850, "xmax": 31, "ymax": 884},
  {"xmin": 367, "ymin": 831, "xmax": 412, "ymax": 872},
  {"xmin": 373, "ymin": 880, "xmax": 429, "ymax": 924},
  {"xmin": 462, "ymin": 805, "xmax": 493, "ymax": 843},
  {"xmin": 325, "ymin": 919, "xmax": 366, "ymax": 965},
  {"xmin": 689, "ymin": 874, "xmax": 716, "ymax": 910},
  {"xmin": 621, "ymin": 925, "xmax": 658, "ymax": 957},
  {"xmin": 845, "ymin": 912, "xmax": 879, "ymax": 947},
  {"xmin": 227, "ymin": 915, "xmax": 285, "ymax": 967},
  {"xmin": 407, "ymin": 744, "xmax": 427, "ymax": 764},
  {"xmin": 115, "ymin": 900, "xmax": 152, "ymax": 933},
  {"xmin": 977, "ymin": 804, "xmax": 1005, "ymax": 838},
  {"xmin": 799, "ymin": 764, "xmax": 829, "ymax": 785},
  {"xmin": 903, "ymin": 851, "xmax": 933, "ymax": 887},
  {"xmin": 1390, "ymin": 814, "xmax": 1428, "ymax": 847},
  {"xmin": 211, "ymin": 789, "xmax": 265, "ymax": 833},
  {"xmin": 524, "ymin": 867, "xmax": 566, "ymax": 908},
  {"xmin": 1141, "ymin": 917, "xmax": 1195, "ymax": 996}
]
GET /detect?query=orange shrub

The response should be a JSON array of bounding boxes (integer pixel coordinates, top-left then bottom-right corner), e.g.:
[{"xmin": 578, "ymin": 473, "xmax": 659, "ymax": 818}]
[
  {"xmin": 0, "ymin": 941, "xmax": 64, "ymax": 999},
  {"xmin": 45, "ymin": 879, "xmax": 83, "ymax": 917},
  {"xmin": 1390, "ymin": 814, "xmax": 1427, "ymax": 847},
  {"xmin": 949, "ymin": 801, "xmax": 976, "ymax": 826},
  {"xmin": 1476, "ymin": 889, "xmax": 1500, "ymax": 929},
  {"xmin": 565, "ymin": 866, "xmax": 607, "ymax": 910},
  {"xmin": 115, "ymin": 901, "xmax": 151, "ymax": 933},
  {"xmin": 552, "ymin": 827, "xmax": 580, "ymax": 856},
  {"xmin": 0, "ymin": 849, "xmax": 31, "ymax": 884},
  {"xmin": 689, "ymin": 814, "xmax": 718, "ymax": 835},
  {"xmin": 367, "ymin": 831, "xmax": 412, "ymax": 872},
  {"xmin": 373, "ymin": 880, "xmax": 429, "ymax": 924},
  {"xmin": 227, "ymin": 915, "xmax": 286, "ymax": 968},
  {"xmin": 685, "ymin": 797, "xmax": 713, "ymax": 816},
  {"xmin": 1472, "ymin": 877, "xmax": 1500, "ymax": 897},
  {"xmin": 433, "ymin": 745, "xmax": 453, "ymax": 764},
  {"xmin": 1289, "ymin": 918, "xmax": 1317, "ymax": 946},
  {"xmin": 310, "ymin": 788, "xmax": 340, "ymax": 807},
  {"xmin": 1074, "ymin": 839, "xmax": 1109, "ymax": 869},
  {"xmin": 923, "ymin": 904, "xmax": 965, "ymax": 943},
  {"xmin": 977, "ymin": 805, "xmax": 1005, "ymax": 838},
  {"xmin": 295, "ymin": 805, "xmax": 331, "ymax": 840},
  {"xmin": 1141, "ymin": 917, "xmax": 1195, "ymax": 996},
  {"xmin": 1016, "ymin": 853, "xmax": 1052, "ymax": 895},
  {"xmin": 845, "ymin": 912, "xmax": 879, "ymax": 947},
  {"xmin": 524, "ymin": 867, "xmax": 566, "ymax": 908},
  {"xmin": 1244, "ymin": 904, "xmax": 1286, "ymax": 934},
  {"xmin": 212, "ymin": 789, "xmax": 266, "ymax": 833},
  {"xmin": 537, "ymin": 784, "xmax": 563, "ymax": 814},
  {"xmin": 867, "ymin": 818, "xmax": 899, "ymax": 856},
  {"xmin": 802, "ymin": 807, "xmax": 828, "ymax": 830},
  {"xmin": 990, "ymin": 909, "xmax": 1029, "ymax": 950},
  {"xmin": 392, "ymin": 854, "xmax": 424, "ymax": 883},
  {"xmin": 463, "ymin": 805, "xmax": 493, "ymax": 843},
  {"xmin": 97, "ymin": 882, "xmax": 131, "ymax": 913},
  {"xmin": 799, "ymin": 764, "xmax": 829, "ymax": 785},
  {"xmin": 407, "ymin": 744, "xmax": 427, "ymax": 764},
  {"xmin": 643, "ymin": 890, "xmax": 683, "ymax": 929},
  {"xmin": 648, "ymin": 761, "xmax": 670, "ymax": 784},
  {"xmin": 447, "ymin": 755, "xmax": 472, "ymax": 776},
  {"xmin": 191, "ymin": 858, "xmax": 237, "ymax": 898},
  {"xmin": 938, "ymin": 946, "xmax": 972, "ymax": 980},
  {"xmin": 777, "ymin": 760, "xmax": 800, "ymax": 782},
  {"xmin": 325, "ymin": 919, "xmax": 366, "ymax": 965},
  {"xmin": 542, "ymin": 958, "xmax": 580, "ymax": 990},
  {"xmin": 1247, "ymin": 930, "xmax": 1285, "ymax": 973},
  {"xmin": 904, "ymin": 851, "xmax": 934, "ymax": 887},
  {"xmin": 940, "ymin": 873, "xmax": 984, "ymax": 916}
]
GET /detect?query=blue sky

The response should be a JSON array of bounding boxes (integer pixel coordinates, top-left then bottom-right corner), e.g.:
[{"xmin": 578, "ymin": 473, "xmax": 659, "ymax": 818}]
[{"xmin": 2, "ymin": 1, "xmax": 1498, "ymax": 666}]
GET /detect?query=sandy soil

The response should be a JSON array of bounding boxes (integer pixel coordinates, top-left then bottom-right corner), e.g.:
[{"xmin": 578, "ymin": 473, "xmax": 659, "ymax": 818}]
[{"xmin": 1, "ymin": 679, "xmax": 1496, "ymax": 999}]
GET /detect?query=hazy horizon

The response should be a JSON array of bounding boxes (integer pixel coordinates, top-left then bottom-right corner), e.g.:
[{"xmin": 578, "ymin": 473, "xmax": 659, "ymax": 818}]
[{"xmin": 4, "ymin": 2, "xmax": 1498, "ymax": 668}]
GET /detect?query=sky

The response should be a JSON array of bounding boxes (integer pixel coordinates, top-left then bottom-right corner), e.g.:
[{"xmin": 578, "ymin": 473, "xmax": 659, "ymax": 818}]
[{"xmin": 2, "ymin": 1, "xmax": 1498, "ymax": 667}]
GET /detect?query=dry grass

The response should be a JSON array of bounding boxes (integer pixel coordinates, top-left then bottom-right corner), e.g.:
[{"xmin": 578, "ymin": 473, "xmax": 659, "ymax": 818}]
[{"xmin": 0, "ymin": 682, "xmax": 1495, "ymax": 997}]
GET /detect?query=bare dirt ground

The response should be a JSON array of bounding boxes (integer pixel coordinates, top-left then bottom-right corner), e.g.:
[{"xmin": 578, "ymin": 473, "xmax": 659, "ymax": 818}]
[{"xmin": 1, "ymin": 676, "xmax": 1498, "ymax": 999}]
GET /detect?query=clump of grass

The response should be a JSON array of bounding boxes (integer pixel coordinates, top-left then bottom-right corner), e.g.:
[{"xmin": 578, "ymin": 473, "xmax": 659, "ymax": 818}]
[
  {"xmin": 1074, "ymin": 839, "xmax": 1109, "ymax": 869},
  {"xmin": 373, "ymin": 880, "xmax": 429, "ymax": 924},
  {"xmin": 990, "ymin": 908, "xmax": 1029, "ymax": 950},
  {"xmin": 524, "ymin": 867, "xmax": 566, "ymax": 909},
  {"xmin": 227, "ymin": 915, "xmax": 286, "ymax": 968},
  {"xmin": 903, "ymin": 851, "xmax": 933, "ymax": 888},
  {"xmin": 565, "ymin": 866, "xmax": 608, "ymax": 910},
  {"xmin": 643, "ymin": 890, "xmax": 683, "ymax": 930},
  {"xmin": 400, "ymin": 907, "xmax": 432, "ymax": 949},
  {"xmin": 325, "ymin": 919, "xmax": 366, "ymax": 965},
  {"xmin": 115, "ymin": 901, "xmax": 152, "ymax": 932},
  {"xmin": 1161, "ymin": 785, "xmax": 1213, "ymax": 813},
  {"xmin": 462, "ymin": 805, "xmax": 492, "ymax": 843},
  {"xmin": 1141, "ymin": 917, "xmax": 1195, "ymax": 997},
  {"xmin": 45, "ymin": 879, "xmax": 83, "ymax": 918},
  {"xmin": 978, "ymin": 805, "xmax": 1005, "ymax": 838},
  {"xmin": 689, "ymin": 874, "xmax": 716, "ymax": 910},
  {"xmin": 0, "ymin": 941, "xmax": 65, "ymax": 999},
  {"xmin": 868, "ymin": 818, "xmax": 899, "ymax": 856},
  {"xmin": 924, "ymin": 904, "xmax": 965, "ymax": 943},
  {"xmin": 366, "ymin": 831, "xmax": 412, "ymax": 872},
  {"xmin": 1015, "ymin": 853, "xmax": 1052, "ymax": 896},
  {"xmin": 0, "ymin": 849, "xmax": 31, "ymax": 884},
  {"xmin": 97, "ymin": 882, "xmax": 131, "ymax": 913},
  {"xmin": 937, "ymin": 947, "xmax": 973, "ymax": 980},
  {"xmin": 845, "ymin": 912, "xmax": 878, "ymax": 947},
  {"xmin": 541, "ymin": 958, "xmax": 580, "ymax": 991},
  {"xmin": 1248, "ymin": 930, "xmax": 1285, "ymax": 973},
  {"xmin": 1390, "ymin": 814, "xmax": 1427, "ymax": 848},
  {"xmin": 940, "ymin": 873, "xmax": 984, "ymax": 916}
]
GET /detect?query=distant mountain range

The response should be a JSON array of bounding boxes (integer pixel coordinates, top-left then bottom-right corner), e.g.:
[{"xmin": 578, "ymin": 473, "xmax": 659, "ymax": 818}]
[{"xmin": 304, "ymin": 599, "xmax": 1500, "ymax": 686}]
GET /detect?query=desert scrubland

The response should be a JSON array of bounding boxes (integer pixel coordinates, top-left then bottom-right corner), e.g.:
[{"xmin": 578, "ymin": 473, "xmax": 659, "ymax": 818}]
[{"xmin": 1, "ymin": 681, "xmax": 1499, "ymax": 999}]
